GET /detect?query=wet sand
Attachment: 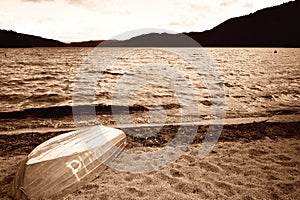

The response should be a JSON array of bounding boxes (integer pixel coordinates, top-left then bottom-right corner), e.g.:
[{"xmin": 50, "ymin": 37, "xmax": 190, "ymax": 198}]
[{"xmin": 0, "ymin": 116, "xmax": 299, "ymax": 199}]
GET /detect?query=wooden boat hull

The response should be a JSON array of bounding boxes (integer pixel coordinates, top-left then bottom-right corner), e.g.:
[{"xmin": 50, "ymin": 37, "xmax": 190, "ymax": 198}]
[{"xmin": 11, "ymin": 126, "xmax": 126, "ymax": 199}]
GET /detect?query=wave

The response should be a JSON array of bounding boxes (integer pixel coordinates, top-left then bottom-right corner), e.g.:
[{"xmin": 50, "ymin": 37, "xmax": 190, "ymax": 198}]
[
  {"xmin": 0, "ymin": 103, "xmax": 182, "ymax": 119},
  {"xmin": 0, "ymin": 94, "xmax": 28, "ymax": 102},
  {"xmin": 26, "ymin": 93, "xmax": 62, "ymax": 103}
]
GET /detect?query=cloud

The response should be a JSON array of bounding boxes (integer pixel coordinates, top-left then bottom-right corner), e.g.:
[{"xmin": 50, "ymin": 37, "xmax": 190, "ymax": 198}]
[
  {"xmin": 21, "ymin": 0, "xmax": 106, "ymax": 12},
  {"xmin": 11, "ymin": 0, "xmax": 294, "ymax": 41},
  {"xmin": 21, "ymin": 0, "xmax": 54, "ymax": 2},
  {"xmin": 66, "ymin": 0, "xmax": 84, "ymax": 5},
  {"xmin": 22, "ymin": 0, "xmax": 84, "ymax": 4},
  {"xmin": 219, "ymin": 0, "xmax": 238, "ymax": 7},
  {"xmin": 243, "ymin": 3, "xmax": 254, "ymax": 8},
  {"xmin": 168, "ymin": 18, "xmax": 198, "ymax": 28}
]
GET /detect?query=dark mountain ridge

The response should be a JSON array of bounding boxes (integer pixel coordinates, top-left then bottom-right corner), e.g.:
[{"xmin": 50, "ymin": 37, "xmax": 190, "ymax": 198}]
[
  {"xmin": 0, "ymin": 1, "xmax": 299, "ymax": 47},
  {"xmin": 0, "ymin": 30, "xmax": 64, "ymax": 48},
  {"xmin": 185, "ymin": 0, "xmax": 300, "ymax": 47}
]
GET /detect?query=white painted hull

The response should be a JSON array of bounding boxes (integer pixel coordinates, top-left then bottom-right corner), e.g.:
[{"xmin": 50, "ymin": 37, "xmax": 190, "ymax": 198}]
[{"xmin": 11, "ymin": 126, "xmax": 126, "ymax": 199}]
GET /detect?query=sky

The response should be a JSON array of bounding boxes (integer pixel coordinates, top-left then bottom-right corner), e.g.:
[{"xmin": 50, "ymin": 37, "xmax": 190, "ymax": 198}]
[{"xmin": 0, "ymin": 0, "xmax": 293, "ymax": 42}]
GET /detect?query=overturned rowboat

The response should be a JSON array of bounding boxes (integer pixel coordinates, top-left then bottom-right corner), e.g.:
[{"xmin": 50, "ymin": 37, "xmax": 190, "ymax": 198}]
[{"xmin": 11, "ymin": 125, "xmax": 126, "ymax": 199}]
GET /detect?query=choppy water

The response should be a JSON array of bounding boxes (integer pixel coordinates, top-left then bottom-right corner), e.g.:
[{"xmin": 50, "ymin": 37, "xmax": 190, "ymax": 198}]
[{"xmin": 0, "ymin": 47, "xmax": 299, "ymax": 121}]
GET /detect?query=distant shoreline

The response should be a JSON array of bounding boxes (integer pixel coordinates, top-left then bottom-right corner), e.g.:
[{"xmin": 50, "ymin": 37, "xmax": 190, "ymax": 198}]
[{"xmin": 1, "ymin": 1, "xmax": 299, "ymax": 48}]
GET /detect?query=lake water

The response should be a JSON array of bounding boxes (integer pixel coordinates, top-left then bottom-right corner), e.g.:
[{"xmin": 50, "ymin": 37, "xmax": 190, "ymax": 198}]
[{"xmin": 0, "ymin": 47, "xmax": 299, "ymax": 131}]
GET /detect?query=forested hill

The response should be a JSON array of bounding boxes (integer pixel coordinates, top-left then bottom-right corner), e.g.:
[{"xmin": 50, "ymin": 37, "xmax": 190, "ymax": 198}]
[
  {"xmin": 0, "ymin": 30, "xmax": 64, "ymax": 48},
  {"xmin": 185, "ymin": 0, "xmax": 300, "ymax": 47}
]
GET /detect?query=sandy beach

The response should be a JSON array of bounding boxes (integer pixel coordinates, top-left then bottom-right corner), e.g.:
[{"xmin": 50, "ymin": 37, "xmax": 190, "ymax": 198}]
[{"xmin": 1, "ymin": 115, "xmax": 299, "ymax": 200}]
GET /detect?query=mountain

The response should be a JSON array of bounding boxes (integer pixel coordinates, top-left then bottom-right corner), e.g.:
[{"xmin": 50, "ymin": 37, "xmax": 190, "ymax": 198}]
[
  {"xmin": 0, "ymin": 30, "xmax": 64, "ymax": 48},
  {"xmin": 0, "ymin": 1, "xmax": 299, "ymax": 47},
  {"xmin": 66, "ymin": 40, "xmax": 103, "ymax": 47},
  {"xmin": 115, "ymin": 0, "xmax": 299, "ymax": 47},
  {"xmin": 185, "ymin": 0, "xmax": 300, "ymax": 47},
  {"xmin": 100, "ymin": 33, "xmax": 200, "ymax": 47},
  {"xmin": 65, "ymin": 40, "xmax": 119, "ymax": 47}
]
